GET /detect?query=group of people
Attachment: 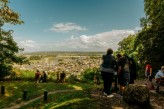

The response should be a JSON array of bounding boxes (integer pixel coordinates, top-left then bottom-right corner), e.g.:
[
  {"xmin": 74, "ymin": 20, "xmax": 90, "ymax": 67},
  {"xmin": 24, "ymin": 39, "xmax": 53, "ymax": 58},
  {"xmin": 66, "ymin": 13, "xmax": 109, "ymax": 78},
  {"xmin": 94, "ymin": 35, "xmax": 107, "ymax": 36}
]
[
  {"xmin": 145, "ymin": 62, "xmax": 164, "ymax": 91},
  {"xmin": 100, "ymin": 48, "xmax": 137, "ymax": 97},
  {"xmin": 100, "ymin": 48, "xmax": 164, "ymax": 97},
  {"xmin": 35, "ymin": 70, "xmax": 48, "ymax": 83}
]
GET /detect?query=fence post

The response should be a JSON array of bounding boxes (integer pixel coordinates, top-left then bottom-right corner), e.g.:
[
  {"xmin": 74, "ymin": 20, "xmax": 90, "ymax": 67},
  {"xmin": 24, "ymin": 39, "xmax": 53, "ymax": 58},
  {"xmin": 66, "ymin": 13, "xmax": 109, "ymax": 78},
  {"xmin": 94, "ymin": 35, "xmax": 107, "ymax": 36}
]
[
  {"xmin": 44, "ymin": 90, "xmax": 48, "ymax": 102},
  {"xmin": 1, "ymin": 85, "xmax": 5, "ymax": 95},
  {"xmin": 23, "ymin": 90, "xmax": 27, "ymax": 100}
]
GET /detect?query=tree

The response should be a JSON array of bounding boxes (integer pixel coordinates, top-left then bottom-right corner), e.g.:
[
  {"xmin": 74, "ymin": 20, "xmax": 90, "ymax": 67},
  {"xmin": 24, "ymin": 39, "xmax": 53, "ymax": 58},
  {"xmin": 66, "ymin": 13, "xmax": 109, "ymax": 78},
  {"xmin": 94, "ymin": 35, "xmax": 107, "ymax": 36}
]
[
  {"xmin": 118, "ymin": 35, "xmax": 136, "ymax": 56},
  {"xmin": 135, "ymin": 0, "xmax": 164, "ymax": 71},
  {"xmin": 0, "ymin": 0, "xmax": 28, "ymax": 80}
]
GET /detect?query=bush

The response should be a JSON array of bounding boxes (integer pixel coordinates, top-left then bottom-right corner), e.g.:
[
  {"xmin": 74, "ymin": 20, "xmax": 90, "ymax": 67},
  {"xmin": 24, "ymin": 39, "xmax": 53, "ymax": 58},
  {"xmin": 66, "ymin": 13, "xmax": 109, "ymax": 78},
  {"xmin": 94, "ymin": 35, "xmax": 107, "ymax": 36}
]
[
  {"xmin": 80, "ymin": 67, "xmax": 100, "ymax": 83},
  {"xmin": 67, "ymin": 74, "xmax": 79, "ymax": 83}
]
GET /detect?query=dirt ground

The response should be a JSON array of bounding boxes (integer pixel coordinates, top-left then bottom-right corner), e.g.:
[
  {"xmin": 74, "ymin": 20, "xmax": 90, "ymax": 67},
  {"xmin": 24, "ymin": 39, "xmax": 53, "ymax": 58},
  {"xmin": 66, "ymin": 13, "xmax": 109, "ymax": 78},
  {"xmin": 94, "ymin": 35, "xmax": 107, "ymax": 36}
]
[{"xmin": 90, "ymin": 80, "xmax": 164, "ymax": 109}]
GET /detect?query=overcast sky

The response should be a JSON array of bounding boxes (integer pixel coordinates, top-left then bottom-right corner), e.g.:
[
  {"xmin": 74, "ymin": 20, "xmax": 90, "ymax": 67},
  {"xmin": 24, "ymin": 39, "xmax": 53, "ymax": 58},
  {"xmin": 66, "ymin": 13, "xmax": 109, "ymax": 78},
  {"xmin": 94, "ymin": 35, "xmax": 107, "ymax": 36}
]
[{"xmin": 4, "ymin": 0, "xmax": 145, "ymax": 52}]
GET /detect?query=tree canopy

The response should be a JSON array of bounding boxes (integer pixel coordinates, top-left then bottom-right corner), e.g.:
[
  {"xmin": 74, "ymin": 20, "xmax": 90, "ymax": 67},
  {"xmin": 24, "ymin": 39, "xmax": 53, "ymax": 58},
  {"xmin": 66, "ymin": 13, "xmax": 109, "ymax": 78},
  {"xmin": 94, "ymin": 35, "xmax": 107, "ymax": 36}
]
[
  {"xmin": 117, "ymin": 0, "xmax": 164, "ymax": 72},
  {"xmin": 0, "ymin": 0, "xmax": 28, "ymax": 79}
]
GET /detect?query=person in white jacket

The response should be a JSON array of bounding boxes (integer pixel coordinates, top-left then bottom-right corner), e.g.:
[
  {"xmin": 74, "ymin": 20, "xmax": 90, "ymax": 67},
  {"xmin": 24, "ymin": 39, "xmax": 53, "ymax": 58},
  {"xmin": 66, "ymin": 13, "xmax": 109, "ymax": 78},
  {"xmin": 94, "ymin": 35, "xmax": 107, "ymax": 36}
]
[
  {"xmin": 155, "ymin": 66, "xmax": 164, "ymax": 92},
  {"xmin": 155, "ymin": 66, "xmax": 164, "ymax": 83}
]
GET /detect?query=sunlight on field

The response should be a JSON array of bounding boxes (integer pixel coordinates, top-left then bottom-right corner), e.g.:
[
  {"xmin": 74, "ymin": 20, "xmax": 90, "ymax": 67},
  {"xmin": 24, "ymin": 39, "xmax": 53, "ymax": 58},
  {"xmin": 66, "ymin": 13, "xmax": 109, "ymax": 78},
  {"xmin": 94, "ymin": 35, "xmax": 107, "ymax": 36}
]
[
  {"xmin": 68, "ymin": 85, "xmax": 83, "ymax": 90},
  {"xmin": 50, "ymin": 98, "xmax": 90, "ymax": 109}
]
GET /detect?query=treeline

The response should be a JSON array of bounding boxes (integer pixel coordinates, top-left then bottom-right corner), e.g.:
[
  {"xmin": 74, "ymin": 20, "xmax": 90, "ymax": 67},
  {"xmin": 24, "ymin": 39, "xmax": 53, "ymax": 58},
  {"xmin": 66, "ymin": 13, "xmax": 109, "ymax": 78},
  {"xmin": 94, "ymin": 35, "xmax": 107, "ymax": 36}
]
[{"xmin": 117, "ymin": 0, "xmax": 164, "ymax": 74}]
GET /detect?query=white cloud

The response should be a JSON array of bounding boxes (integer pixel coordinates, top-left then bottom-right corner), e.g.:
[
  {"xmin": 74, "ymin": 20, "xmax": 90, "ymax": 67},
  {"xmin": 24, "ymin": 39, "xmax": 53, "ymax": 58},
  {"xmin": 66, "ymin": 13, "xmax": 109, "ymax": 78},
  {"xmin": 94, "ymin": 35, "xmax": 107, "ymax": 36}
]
[
  {"xmin": 50, "ymin": 22, "xmax": 87, "ymax": 32},
  {"xmin": 17, "ymin": 40, "xmax": 40, "ymax": 52},
  {"xmin": 52, "ymin": 29, "xmax": 135, "ymax": 51},
  {"xmin": 17, "ymin": 29, "xmax": 136, "ymax": 52}
]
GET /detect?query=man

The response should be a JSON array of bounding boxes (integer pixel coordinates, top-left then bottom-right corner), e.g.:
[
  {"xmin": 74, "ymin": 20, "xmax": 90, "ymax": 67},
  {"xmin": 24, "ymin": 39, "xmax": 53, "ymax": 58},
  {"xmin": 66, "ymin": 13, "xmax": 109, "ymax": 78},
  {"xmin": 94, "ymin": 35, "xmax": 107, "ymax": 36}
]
[
  {"xmin": 155, "ymin": 66, "xmax": 164, "ymax": 83},
  {"xmin": 155, "ymin": 66, "xmax": 164, "ymax": 92}
]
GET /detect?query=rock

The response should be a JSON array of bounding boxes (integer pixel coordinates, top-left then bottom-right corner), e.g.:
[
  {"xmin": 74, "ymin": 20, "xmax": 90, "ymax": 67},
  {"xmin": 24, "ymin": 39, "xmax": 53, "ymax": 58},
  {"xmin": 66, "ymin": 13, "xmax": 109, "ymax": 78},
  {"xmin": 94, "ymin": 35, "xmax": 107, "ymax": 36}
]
[{"xmin": 123, "ymin": 84, "xmax": 150, "ymax": 105}]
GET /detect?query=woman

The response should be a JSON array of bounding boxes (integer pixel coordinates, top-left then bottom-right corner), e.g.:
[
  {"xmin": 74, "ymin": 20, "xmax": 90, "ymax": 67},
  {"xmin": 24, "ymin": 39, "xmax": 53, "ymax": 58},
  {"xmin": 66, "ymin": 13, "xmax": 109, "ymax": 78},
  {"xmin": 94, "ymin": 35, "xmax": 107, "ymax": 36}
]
[{"xmin": 100, "ymin": 48, "xmax": 117, "ymax": 97}]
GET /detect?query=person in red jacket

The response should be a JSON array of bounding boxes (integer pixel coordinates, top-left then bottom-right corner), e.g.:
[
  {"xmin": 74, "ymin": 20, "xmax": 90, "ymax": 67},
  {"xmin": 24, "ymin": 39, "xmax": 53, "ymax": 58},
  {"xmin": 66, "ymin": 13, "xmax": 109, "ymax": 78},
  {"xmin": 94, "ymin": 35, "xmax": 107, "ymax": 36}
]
[
  {"xmin": 145, "ymin": 62, "xmax": 154, "ymax": 89},
  {"xmin": 35, "ymin": 69, "xmax": 41, "ymax": 83}
]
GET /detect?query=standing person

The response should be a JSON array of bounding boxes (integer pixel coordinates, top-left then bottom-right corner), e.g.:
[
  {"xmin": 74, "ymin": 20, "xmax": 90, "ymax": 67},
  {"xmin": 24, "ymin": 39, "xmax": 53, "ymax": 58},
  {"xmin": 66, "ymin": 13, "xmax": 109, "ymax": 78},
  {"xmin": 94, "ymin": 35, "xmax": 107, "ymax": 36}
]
[
  {"xmin": 129, "ymin": 56, "xmax": 137, "ymax": 84},
  {"xmin": 100, "ymin": 48, "xmax": 117, "ymax": 97},
  {"xmin": 145, "ymin": 62, "xmax": 153, "ymax": 89},
  {"xmin": 117, "ymin": 54, "xmax": 130, "ymax": 95},
  {"xmin": 60, "ymin": 71, "xmax": 66, "ymax": 83},
  {"xmin": 43, "ymin": 71, "xmax": 48, "ymax": 82},
  {"xmin": 35, "ymin": 69, "xmax": 41, "ymax": 83}
]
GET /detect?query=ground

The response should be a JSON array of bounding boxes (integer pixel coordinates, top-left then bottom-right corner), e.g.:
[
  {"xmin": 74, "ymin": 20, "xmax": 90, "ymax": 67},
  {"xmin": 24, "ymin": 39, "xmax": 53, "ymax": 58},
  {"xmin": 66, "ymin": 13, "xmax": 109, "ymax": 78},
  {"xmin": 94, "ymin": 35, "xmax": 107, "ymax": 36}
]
[{"xmin": 90, "ymin": 80, "xmax": 164, "ymax": 109}]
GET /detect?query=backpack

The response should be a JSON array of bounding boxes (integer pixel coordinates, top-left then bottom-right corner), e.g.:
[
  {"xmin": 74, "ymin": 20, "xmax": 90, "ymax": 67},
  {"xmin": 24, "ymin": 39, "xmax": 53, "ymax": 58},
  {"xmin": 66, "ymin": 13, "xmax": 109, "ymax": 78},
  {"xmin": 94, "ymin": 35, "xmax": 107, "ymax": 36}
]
[{"xmin": 121, "ymin": 57, "xmax": 130, "ymax": 72}]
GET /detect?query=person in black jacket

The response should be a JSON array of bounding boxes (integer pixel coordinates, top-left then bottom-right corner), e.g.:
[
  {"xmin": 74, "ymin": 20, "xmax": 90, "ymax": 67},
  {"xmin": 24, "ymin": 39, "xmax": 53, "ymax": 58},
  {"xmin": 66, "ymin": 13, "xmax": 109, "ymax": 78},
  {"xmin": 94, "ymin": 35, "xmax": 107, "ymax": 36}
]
[{"xmin": 100, "ymin": 48, "xmax": 117, "ymax": 97}]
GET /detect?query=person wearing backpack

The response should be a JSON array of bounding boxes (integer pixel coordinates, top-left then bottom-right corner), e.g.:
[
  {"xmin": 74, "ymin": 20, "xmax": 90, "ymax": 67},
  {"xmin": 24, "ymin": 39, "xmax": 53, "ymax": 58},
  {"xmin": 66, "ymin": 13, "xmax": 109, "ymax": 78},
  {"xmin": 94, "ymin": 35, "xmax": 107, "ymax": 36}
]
[
  {"xmin": 117, "ymin": 54, "xmax": 130, "ymax": 95},
  {"xmin": 100, "ymin": 48, "xmax": 117, "ymax": 97}
]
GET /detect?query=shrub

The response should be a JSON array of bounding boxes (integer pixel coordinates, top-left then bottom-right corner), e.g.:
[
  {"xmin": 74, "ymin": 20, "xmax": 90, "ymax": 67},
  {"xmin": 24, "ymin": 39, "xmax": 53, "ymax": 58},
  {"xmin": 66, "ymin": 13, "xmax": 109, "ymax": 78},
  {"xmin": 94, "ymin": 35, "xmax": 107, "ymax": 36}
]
[{"xmin": 80, "ymin": 67, "xmax": 100, "ymax": 83}]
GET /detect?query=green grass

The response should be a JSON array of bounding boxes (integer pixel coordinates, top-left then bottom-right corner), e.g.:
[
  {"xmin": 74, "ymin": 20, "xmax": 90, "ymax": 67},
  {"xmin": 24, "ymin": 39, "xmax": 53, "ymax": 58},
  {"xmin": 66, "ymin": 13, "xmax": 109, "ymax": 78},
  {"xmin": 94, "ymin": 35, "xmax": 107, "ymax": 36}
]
[
  {"xmin": 20, "ymin": 90, "xmax": 97, "ymax": 109},
  {"xmin": 0, "ymin": 81, "xmax": 101, "ymax": 109}
]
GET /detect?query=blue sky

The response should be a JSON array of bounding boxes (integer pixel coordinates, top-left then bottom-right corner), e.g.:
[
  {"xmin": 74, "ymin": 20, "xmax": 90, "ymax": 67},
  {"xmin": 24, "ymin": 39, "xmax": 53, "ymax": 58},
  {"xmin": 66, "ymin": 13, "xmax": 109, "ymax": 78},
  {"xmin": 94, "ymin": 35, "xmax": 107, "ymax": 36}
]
[{"xmin": 4, "ymin": 0, "xmax": 145, "ymax": 52}]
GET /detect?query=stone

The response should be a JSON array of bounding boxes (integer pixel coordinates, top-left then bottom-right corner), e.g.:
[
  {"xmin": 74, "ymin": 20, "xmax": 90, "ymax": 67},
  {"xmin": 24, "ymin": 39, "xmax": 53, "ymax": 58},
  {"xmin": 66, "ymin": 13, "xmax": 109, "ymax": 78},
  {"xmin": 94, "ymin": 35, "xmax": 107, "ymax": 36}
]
[{"xmin": 123, "ymin": 84, "xmax": 150, "ymax": 105}]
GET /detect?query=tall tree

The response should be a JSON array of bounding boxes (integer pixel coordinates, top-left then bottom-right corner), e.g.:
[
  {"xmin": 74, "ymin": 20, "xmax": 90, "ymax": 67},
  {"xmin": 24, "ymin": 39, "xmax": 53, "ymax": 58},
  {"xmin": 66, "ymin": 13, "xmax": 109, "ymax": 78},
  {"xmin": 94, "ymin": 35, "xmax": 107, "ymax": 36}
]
[
  {"xmin": 135, "ymin": 0, "xmax": 164, "ymax": 71},
  {"xmin": 0, "ymin": 0, "xmax": 27, "ymax": 80}
]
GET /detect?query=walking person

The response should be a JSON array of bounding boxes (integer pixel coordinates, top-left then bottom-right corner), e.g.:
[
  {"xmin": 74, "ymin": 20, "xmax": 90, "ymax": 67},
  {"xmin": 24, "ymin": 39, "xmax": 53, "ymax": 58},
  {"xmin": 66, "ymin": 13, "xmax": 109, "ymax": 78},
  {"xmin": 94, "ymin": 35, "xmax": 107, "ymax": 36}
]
[{"xmin": 100, "ymin": 48, "xmax": 117, "ymax": 97}]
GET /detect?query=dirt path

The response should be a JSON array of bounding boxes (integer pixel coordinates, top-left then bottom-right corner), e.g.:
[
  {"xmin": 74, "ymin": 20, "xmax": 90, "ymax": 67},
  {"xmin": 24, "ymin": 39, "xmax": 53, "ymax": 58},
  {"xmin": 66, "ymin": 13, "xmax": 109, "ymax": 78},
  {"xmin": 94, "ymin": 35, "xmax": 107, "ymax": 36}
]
[{"xmin": 4, "ymin": 89, "xmax": 81, "ymax": 109}]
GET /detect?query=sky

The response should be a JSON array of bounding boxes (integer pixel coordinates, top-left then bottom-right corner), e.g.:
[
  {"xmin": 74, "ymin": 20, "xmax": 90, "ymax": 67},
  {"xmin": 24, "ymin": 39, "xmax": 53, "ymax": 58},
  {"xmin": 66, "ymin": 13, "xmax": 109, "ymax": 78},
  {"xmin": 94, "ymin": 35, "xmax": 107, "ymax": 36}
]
[{"xmin": 4, "ymin": 0, "xmax": 145, "ymax": 52}]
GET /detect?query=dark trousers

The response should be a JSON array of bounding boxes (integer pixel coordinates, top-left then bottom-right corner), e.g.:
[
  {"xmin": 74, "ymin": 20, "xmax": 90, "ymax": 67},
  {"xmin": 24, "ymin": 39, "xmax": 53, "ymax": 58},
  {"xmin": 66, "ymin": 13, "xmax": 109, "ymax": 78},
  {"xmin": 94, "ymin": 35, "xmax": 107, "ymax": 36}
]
[{"xmin": 101, "ymin": 71, "xmax": 114, "ymax": 95}]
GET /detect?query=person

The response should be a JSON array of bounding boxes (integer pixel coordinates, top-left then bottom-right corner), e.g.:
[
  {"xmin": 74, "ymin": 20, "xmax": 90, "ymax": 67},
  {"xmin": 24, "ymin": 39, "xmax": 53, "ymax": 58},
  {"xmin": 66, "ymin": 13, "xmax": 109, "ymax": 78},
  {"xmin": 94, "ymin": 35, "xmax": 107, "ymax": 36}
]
[
  {"xmin": 39, "ymin": 73, "xmax": 44, "ymax": 83},
  {"xmin": 60, "ymin": 71, "xmax": 66, "ymax": 83},
  {"xmin": 35, "ymin": 69, "xmax": 41, "ymax": 83},
  {"xmin": 155, "ymin": 66, "xmax": 164, "ymax": 92},
  {"xmin": 145, "ymin": 62, "xmax": 153, "ymax": 89},
  {"xmin": 100, "ymin": 48, "xmax": 117, "ymax": 97},
  {"xmin": 117, "ymin": 54, "xmax": 130, "ymax": 95},
  {"xmin": 43, "ymin": 71, "xmax": 48, "ymax": 82},
  {"xmin": 129, "ymin": 56, "xmax": 137, "ymax": 84}
]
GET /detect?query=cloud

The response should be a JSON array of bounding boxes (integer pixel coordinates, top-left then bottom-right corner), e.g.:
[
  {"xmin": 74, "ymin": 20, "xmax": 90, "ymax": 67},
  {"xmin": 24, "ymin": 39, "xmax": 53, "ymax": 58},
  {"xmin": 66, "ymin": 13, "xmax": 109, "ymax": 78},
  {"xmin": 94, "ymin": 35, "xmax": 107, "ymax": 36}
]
[
  {"xmin": 52, "ymin": 29, "xmax": 135, "ymax": 51},
  {"xmin": 50, "ymin": 22, "xmax": 87, "ymax": 33},
  {"xmin": 17, "ymin": 40, "xmax": 40, "ymax": 52},
  {"xmin": 17, "ymin": 29, "xmax": 136, "ymax": 52}
]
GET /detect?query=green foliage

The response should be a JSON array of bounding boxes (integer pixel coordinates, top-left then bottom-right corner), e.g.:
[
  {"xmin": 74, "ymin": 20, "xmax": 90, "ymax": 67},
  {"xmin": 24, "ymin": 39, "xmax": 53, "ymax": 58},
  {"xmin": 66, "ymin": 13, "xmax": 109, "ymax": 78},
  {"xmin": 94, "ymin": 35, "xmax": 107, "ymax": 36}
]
[
  {"xmin": 81, "ymin": 67, "xmax": 100, "ymax": 83},
  {"xmin": 118, "ymin": 34, "xmax": 136, "ymax": 56},
  {"xmin": 0, "ymin": 0, "xmax": 28, "ymax": 79},
  {"xmin": 135, "ymin": 0, "xmax": 164, "ymax": 71},
  {"xmin": 117, "ymin": 0, "xmax": 164, "ymax": 72},
  {"xmin": 67, "ymin": 74, "xmax": 79, "ymax": 83}
]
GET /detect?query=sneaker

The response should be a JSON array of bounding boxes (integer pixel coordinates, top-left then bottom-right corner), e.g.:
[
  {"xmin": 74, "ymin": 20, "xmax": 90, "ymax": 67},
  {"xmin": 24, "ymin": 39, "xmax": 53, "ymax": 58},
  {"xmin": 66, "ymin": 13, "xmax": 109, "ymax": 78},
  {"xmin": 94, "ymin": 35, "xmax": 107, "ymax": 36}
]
[
  {"xmin": 103, "ymin": 92, "xmax": 107, "ymax": 96},
  {"xmin": 107, "ymin": 94, "xmax": 114, "ymax": 98}
]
